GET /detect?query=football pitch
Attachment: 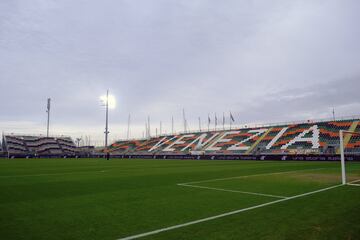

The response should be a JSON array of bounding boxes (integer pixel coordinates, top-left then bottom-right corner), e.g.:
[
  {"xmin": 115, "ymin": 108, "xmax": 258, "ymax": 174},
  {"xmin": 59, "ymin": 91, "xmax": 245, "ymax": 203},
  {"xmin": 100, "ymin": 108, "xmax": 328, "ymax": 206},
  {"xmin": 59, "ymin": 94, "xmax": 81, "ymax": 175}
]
[{"xmin": 1, "ymin": 158, "xmax": 360, "ymax": 240}]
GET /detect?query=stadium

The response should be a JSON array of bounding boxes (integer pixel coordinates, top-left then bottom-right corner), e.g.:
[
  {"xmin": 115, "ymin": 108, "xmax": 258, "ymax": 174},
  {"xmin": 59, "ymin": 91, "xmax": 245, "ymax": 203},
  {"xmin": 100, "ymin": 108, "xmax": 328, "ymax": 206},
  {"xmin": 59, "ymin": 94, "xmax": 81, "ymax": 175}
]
[
  {"xmin": 1, "ymin": 116, "xmax": 360, "ymax": 239},
  {"xmin": 1, "ymin": 1, "xmax": 360, "ymax": 240},
  {"xmin": 3, "ymin": 117, "xmax": 360, "ymax": 161}
]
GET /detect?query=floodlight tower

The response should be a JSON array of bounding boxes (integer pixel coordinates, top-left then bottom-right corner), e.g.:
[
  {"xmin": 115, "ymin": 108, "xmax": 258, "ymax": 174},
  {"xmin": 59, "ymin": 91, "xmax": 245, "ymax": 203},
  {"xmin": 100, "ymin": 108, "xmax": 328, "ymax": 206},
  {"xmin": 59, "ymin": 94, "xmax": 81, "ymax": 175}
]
[
  {"xmin": 100, "ymin": 91, "xmax": 115, "ymax": 159},
  {"xmin": 46, "ymin": 98, "xmax": 51, "ymax": 137},
  {"xmin": 104, "ymin": 90, "xmax": 110, "ymax": 150}
]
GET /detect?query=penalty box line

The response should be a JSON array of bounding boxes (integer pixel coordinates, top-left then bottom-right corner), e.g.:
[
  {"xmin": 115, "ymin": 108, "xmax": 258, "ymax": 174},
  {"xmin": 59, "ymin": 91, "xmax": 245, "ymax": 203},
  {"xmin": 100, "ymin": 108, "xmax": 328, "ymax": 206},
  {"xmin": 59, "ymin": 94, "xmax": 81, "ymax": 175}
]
[
  {"xmin": 176, "ymin": 167, "xmax": 336, "ymax": 199},
  {"xmin": 178, "ymin": 167, "xmax": 332, "ymax": 185},
  {"xmin": 118, "ymin": 181, "xmax": 360, "ymax": 240},
  {"xmin": 177, "ymin": 183, "xmax": 288, "ymax": 199},
  {"xmin": 347, "ymin": 179, "xmax": 360, "ymax": 186}
]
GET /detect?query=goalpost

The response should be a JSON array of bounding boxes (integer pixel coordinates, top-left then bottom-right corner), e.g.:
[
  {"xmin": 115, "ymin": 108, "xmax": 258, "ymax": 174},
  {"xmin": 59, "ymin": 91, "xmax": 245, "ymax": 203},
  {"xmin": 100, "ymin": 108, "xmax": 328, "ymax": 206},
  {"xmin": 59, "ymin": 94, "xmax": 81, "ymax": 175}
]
[{"xmin": 339, "ymin": 130, "xmax": 360, "ymax": 185}]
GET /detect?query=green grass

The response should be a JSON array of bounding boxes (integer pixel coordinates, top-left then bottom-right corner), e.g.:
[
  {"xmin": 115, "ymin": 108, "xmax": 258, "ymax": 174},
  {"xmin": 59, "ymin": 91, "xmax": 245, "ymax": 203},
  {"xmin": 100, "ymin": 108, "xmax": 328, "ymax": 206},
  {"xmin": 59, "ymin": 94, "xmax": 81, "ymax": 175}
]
[{"xmin": 0, "ymin": 158, "xmax": 359, "ymax": 240}]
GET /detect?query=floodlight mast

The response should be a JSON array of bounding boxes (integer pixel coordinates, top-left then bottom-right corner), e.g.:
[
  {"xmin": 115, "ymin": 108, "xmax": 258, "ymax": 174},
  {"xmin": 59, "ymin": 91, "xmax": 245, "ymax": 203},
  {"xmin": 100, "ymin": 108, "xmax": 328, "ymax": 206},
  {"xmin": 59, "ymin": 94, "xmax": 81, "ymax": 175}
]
[
  {"xmin": 104, "ymin": 90, "xmax": 110, "ymax": 152},
  {"xmin": 46, "ymin": 98, "xmax": 51, "ymax": 137}
]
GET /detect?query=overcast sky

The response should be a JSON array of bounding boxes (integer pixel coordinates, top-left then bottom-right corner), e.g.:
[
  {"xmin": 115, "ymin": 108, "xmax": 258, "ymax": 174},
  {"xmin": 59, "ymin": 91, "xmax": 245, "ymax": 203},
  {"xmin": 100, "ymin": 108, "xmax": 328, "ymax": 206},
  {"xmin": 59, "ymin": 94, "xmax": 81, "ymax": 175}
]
[{"xmin": 1, "ymin": 0, "xmax": 359, "ymax": 145}]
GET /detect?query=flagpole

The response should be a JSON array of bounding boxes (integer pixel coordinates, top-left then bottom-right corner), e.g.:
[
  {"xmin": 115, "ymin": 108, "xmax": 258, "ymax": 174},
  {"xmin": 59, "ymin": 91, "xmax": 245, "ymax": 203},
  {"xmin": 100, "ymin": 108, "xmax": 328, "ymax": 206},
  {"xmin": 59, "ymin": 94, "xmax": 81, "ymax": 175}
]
[
  {"xmin": 147, "ymin": 116, "xmax": 150, "ymax": 138},
  {"xmin": 183, "ymin": 109, "xmax": 187, "ymax": 133},
  {"xmin": 198, "ymin": 117, "xmax": 201, "ymax": 132},
  {"xmin": 214, "ymin": 113, "xmax": 217, "ymax": 131},
  {"xmin": 229, "ymin": 111, "xmax": 232, "ymax": 130},
  {"xmin": 160, "ymin": 121, "xmax": 162, "ymax": 136},
  {"xmin": 145, "ymin": 123, "xmax": 147, "ymax": 138},
  {"xmin": 222, "ymin": 112, "xmax": 225, "ymax": 130},
  {"xmin": 126, "ymin": 113, "xmax": 131, "ymax": 140},
  {"xmin": 208, "ymin": 113, "xmax": 210, "ymax": 132}
]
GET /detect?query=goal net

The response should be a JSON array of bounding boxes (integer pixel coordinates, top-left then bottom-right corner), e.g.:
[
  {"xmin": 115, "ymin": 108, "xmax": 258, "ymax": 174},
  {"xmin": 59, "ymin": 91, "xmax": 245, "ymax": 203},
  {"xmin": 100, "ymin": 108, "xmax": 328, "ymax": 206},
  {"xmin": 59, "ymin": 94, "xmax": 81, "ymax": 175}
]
[{"xmin": 339, "ymin": 130, "xmax": 360, "ymax": 185}]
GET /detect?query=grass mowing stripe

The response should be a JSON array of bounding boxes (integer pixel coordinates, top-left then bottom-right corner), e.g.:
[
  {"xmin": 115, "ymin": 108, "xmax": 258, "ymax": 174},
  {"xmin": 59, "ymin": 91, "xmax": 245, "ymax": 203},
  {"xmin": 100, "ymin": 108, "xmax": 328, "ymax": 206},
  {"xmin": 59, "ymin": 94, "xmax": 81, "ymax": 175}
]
[
  {"xmin": 2, "ymin": 159, "xmax": 357, "ymax": 240},
  {"xmin": 0, "ymin": 170, "xmax": 108, "ymax": 178},
  {"xmin": 178, "ymin": 167, "xmax": 332, "ymax": 185},
  {"xmin": 177, "ymin": 183, "xmax": 288, "ymax": 199},
  {"xmin": 118, "ymin": 181, "xmax": 356, "ymax": 240},
  {"xmin": 347, "ymin": 183, "xmax": 360, "ymax": 186}
]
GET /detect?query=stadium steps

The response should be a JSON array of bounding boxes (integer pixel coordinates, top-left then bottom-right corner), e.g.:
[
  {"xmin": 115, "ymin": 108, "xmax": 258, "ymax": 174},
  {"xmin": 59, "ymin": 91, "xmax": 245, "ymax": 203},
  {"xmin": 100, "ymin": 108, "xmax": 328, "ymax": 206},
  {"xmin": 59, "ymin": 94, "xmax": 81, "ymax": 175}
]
[{"xmin": 245, "ymin": 128, "xmax": 273, "ymax": 154}]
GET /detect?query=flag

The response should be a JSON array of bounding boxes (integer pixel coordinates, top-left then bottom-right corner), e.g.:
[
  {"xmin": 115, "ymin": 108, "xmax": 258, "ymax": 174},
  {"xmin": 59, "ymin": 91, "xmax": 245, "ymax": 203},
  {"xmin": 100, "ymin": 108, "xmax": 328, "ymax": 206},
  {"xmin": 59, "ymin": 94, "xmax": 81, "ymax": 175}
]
[
  {"xmin": 230, "ymin": 112, "xmax": 235, "ymax": 122},
  {"xmin": 208, "ymin": 114, "xmax": 211, "ymax": 124},
  {"xmin": 215, "ymin": 113, "xmax": 217, "ymax": 126}
]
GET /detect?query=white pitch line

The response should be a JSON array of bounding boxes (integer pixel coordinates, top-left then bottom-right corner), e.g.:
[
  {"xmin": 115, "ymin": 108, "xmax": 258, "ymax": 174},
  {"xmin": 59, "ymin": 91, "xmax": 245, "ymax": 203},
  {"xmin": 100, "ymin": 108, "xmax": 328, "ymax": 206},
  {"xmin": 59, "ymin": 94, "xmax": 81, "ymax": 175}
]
[
  {"xmin": 178, "ymin": 183, "xmax": 287, "ymax": 199},
  {"xmin": 347, "ymin": 179, "xmax": 360, "ymax": 186},
  {"xmin": 117, "ymin": 183, "xmax": 348, "ymax": 240},
  {"xmin": 178, "ymin": 167, "xmax": 332, "ymax": 185},
  {"xmin": 347, "ymin": 183, "xmax": 360, "ymax": 186}
]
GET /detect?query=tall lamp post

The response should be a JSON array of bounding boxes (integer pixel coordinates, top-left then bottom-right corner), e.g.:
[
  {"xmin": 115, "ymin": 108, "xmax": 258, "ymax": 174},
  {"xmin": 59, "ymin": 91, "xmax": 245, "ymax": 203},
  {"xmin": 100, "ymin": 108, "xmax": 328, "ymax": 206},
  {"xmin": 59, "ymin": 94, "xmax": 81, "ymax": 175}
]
[
  {"xmin": 104, "ymin": 90, "xmax": 109, "ymax": 151},
  {"xmin": 104, "ymin": 90, "xmax": 110, "ymax": 160},
  {"xmin": 46, "ymin": 98, "xmax": 51, "ymax": 137},
  {"xmin": 101, "ymin": 90, "xmax": 115, "ymax": 160}
]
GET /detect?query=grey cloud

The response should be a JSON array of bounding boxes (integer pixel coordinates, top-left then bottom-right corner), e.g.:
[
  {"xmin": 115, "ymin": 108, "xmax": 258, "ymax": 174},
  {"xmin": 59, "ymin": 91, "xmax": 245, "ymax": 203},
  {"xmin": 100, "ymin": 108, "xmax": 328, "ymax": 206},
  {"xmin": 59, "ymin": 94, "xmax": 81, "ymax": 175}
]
[
  {"xmin": 232, "ymin": 77, "xmax": 360, "ymax": 124},
  {"xmin": 0, "ymin": 0, "xmax": 359, "ymax": 143}
]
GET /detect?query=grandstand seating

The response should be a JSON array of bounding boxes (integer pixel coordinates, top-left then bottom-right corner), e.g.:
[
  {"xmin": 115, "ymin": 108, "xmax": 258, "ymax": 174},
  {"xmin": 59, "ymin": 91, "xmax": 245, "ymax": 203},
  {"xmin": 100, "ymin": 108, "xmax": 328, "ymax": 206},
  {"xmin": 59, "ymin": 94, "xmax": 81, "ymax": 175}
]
[
  {"xmin": 346, "ymin": 123, "xmax": 360, "ymax": 153},
  {"xmin": 109, "ymin": 118, "xmax": 360, "ymax": 155},
  {"xmin": 0, "ymin": 139, "xmax": 4, "ymax": 157},
  {"xmin": 2, "ymin": 135, "xmax": 77, "ymax": 157}
]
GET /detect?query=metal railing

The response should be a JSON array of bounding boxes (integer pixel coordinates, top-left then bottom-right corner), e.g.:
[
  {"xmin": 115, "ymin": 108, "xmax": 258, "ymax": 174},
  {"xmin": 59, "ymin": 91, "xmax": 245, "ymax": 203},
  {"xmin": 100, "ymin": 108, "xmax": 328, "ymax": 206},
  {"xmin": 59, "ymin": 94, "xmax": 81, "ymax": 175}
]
[
  {"xmin": 2, "ymin": 133, "xmax": 73, "ymax": 138},
  {"xmin": 114, "ymin": 115, "xmax": 360, "ymax": 142}
]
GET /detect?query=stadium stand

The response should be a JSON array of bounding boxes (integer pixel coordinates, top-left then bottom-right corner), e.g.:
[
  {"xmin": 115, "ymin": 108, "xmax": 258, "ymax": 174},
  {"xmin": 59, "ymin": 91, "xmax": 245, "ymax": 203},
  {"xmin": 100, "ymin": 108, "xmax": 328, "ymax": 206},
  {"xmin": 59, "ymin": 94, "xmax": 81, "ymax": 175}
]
[
  {"xmin": 0, "ymin": 139, "xmax": 4, "ymax": 157},
  {"xmin": 346, "ymin": 123, "xmax": 360, "ymax": 154},
  {"xmin": 108, "ymin": 139, "xmax": 147, "ymax": 154},
  {"xmin": 77, "ymin": 146, "xmax": 96, "ymax": 157},
  {"xmin": 2, "ymin": 135, "xmax": 77, "ymax": 158},
  {"xmin": 2, "ymin": 118, "xmax": 359, "ymax": 159},
  {"xmin": 108, "ymin": 118, "xmax": 360, "ymax": 157}
]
